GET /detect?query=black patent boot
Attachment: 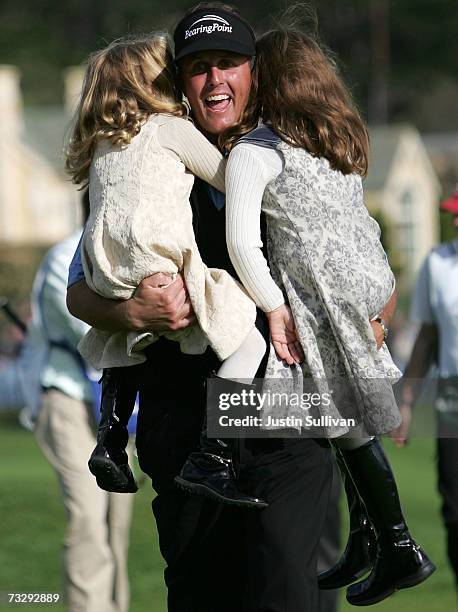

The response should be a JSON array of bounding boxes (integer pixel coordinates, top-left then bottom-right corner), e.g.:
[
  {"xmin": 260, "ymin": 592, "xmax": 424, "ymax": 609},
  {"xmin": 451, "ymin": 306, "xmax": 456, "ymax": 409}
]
[
  {"xmin": 318, "ymin": 449, "xmax": 376, "ymax": 589},
  {"xmin": 88, "ymin": 368, "xmax": 138, "ymax": 494},
  {"xmin": 175, "ymin": 377, "xmax": 268, "ymax": 509},
  {"xmin": 343, "ymin": 439, "xmax": 435, "ymax": 606}
]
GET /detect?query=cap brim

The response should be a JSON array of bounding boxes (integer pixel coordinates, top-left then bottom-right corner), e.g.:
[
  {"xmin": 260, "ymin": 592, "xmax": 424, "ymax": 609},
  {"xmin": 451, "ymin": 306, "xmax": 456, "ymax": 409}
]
[{"xmin": 175, "ymin": 38, "xmax": 255, "ymax": 62}]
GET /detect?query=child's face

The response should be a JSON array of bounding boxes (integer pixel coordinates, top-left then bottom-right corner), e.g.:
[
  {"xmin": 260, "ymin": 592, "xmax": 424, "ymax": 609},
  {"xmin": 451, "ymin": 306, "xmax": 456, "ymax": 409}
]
[{"xmin": 181, "ymin": 50, "xmax": 252, "ymax": 144}]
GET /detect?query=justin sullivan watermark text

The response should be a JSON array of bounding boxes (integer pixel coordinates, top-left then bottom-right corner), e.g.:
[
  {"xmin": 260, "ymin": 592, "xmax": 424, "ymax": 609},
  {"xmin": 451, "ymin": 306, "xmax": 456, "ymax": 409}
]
[
  {"xmin": 206, "ymin": 381, "xmax": 358, "ymax": 438},
  {"xmin": 218, "ymin": 414, "xmax": 357, "ymax": 429}
]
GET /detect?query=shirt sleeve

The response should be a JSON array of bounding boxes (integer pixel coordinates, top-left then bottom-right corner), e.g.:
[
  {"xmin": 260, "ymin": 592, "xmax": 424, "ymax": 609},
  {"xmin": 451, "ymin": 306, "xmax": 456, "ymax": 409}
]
[
  {"xmin": 225, "ymin": 143, "xmax": 285, "ymax": 312},
  {"xmin": 42, "ymin": 253, "xmax": 90, "ymax": 349},
  {"xmin": 410, "ymin": 255, "xmax": 435, "ymax": 324},
  {"xmin": 157, "ymin": 117, "xmax": 226, "ymax": 193},
  {"xmin": 67, "ymin": 234, "xmax": 85, "ymax": 288}
]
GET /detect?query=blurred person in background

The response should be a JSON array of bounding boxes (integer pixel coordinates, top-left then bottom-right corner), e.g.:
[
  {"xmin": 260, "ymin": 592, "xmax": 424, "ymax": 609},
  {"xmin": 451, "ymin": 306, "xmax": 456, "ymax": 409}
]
[
  {"xmin": 393, "ymin": 186, "xmax": 458, "ymax": 591},
  {"xmin": 19, "ymin": 190, "xmax": 134, "ymax": 612},
  {"xmin": 0, "ymin": 301, "xmax": 28, "ymax": 414},
  {"xmin": 0, "ymin": 350, "xmax": 26, "ymax": 415}
]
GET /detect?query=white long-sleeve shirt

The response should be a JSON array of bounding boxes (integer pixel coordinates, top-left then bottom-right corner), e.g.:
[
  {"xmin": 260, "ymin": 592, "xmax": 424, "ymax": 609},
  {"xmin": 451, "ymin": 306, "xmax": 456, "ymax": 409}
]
[{"xmin": 226, "ymin": 143, "xmax": 285, "ymax": 312}]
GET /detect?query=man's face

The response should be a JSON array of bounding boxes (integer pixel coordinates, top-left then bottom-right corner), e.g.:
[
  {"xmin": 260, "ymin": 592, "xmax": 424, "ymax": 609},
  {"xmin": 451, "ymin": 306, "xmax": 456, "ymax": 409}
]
[{"xmin": 180, "ymin": 50, "xmax": 252, "ymax": 142}]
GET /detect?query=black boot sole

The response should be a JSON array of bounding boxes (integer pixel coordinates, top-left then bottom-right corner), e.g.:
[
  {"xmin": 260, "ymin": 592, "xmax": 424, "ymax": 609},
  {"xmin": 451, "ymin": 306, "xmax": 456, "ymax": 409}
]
[
  {"xmin": 319, "ymin": 564, "xmax": 371, "ymax": 590},
  {"xmin": 174, "ymin": 476, "xmax": 269, "ymax": 509},
  {"xmin": 346, "ymin": 560, "xmax": 436, "ymax": 606},
  {"xmin": 88, "ymin": 455, "xmax": 138, "ymax": 494}
]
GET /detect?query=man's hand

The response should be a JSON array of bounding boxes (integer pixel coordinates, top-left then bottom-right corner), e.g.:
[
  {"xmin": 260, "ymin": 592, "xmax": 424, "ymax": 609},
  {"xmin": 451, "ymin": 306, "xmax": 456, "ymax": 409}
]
[
  {"xmin": 67, "ymin": 273, "xmax": 195, "ymax": 333},
  {"xmin": 390, "ymin": 323, "xmax": 438, "ymax": 447},
  {"xmin": 266, "ymin": 304, "xmax": 304, "ymax": 366},
  {"xmin": 390, "ymin": 403, "xmax": 412, "ymax": 447},
  {"xmin": 126, "ymin": 273, "xmax": 195, "ymax": 332}
]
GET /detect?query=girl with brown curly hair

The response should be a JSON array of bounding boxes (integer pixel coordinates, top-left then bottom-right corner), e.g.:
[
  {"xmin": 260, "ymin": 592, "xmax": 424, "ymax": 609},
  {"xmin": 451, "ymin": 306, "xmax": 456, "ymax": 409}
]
[{"xmin": 221, "ymin": 28, "xmax": 435, "ymax": 605}]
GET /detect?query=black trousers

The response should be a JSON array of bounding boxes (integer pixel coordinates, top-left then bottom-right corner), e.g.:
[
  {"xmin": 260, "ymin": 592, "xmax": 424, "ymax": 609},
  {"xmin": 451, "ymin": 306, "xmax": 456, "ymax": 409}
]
[
  {"xmin": 130, "ymin": 338, "xmax": 332, "ymax": 612},
  {"xmin": 316, "ymin": 458, "xmax": 342, "ymax": 612},
  {"xmin": 437, "ymin": 415, "xmax": 458, "ymax": 585}
]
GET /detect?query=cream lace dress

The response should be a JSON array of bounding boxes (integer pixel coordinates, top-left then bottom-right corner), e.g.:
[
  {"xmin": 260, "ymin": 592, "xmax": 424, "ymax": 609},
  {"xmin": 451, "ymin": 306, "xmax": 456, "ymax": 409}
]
[{"xmin": 78, "ymin": 114, "xmax": 255, "ymax": 369}]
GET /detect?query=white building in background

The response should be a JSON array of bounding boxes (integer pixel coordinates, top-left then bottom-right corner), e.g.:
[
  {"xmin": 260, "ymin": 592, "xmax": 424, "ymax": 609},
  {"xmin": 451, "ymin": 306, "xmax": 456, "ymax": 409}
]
[
  {"xmin": 365, "ymin": 124, "xmax": 441, "ymax": 287},
  {"xmin": 0, "ymin": 65, "xmax": 83, "ymax": 246}
]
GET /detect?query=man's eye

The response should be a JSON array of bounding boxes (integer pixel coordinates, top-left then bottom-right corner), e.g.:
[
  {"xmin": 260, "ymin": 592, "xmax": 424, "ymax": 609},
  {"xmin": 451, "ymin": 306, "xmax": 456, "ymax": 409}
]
[
  {"xmin": 219, "ymin": 59, "xmax": 235, "ymax": 69},
  {"xmin": 191, "ymin": 62, "xmax": 208, "ymax": 74}
]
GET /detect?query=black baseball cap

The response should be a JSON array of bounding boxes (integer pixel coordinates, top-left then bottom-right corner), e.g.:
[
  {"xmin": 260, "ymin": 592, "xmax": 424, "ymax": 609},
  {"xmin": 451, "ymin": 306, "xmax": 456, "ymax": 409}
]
[{"xmin": 174, "ymin": 8, "xmax": 256, "ymax": 62}]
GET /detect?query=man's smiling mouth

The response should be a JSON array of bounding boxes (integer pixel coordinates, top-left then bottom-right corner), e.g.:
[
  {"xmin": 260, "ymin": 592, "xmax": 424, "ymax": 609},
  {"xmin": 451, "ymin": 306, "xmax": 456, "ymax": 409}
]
[{"xmin": 205, "ymin": 94, "xmax": 231, "ymax": 112}]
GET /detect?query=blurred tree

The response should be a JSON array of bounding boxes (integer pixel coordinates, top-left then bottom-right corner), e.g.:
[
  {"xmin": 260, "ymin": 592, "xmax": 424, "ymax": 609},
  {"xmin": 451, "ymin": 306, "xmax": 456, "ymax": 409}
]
[
  {"xmin": 440, "ymin": 212, "xmax": 457, "ymax": 244},
  {"xmin": 0, "ymin": 0, "xmax": 457, "ymax": 129},
  {"xmin": 369, "ymin": 0, "xmax": 390, "ymax": 124}
]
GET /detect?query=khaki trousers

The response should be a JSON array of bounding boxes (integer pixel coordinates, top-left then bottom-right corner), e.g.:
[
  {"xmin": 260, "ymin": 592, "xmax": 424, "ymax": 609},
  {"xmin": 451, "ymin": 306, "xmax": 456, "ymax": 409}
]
[{"xmin": 35, "ymin": 389, "xmax": 133, "ymax": 612}]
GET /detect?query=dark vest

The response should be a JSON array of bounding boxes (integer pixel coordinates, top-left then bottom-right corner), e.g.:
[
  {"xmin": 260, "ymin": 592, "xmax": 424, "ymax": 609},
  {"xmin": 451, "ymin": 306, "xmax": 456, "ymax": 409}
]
[
  {"xmin": 190, "ymin": 176, "xmax": 268, "ymax": 276},
  {"xmin": 190, "ymin": 178, "xmax": 238, "ymax": 277}
]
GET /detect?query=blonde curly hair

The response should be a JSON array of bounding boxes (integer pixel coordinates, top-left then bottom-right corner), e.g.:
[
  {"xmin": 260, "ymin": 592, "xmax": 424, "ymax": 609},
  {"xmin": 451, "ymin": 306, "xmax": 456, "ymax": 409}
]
[{"xmin": 66, "ymin": 33, "xmax": 186, "ymax": 186}]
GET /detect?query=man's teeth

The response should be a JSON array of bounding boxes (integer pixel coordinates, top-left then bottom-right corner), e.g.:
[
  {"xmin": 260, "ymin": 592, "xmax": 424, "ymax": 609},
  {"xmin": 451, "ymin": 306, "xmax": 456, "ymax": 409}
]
[{"xmin": 206, "ymin": 94, "xmax": 230, "ymax": 102}]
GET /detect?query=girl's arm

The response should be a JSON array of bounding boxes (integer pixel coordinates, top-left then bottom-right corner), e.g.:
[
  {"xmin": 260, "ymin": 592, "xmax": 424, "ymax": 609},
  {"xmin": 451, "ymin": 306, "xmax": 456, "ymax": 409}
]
[
  {"xmin": 225, "ymin": 143, "xmax": 284, "ymax": 311},
  {"xmin": 158, "ymin": 117, "xmax": 226, "ymax": 192},
  {"xmin": 226, "ymin": 142, "xmax": 303, "ymax": 365}
]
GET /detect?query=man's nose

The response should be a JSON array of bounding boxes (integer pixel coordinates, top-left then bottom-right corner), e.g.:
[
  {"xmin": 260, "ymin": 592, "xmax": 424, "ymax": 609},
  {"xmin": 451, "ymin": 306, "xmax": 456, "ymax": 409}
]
[{"xmin": 207, "ymin": 66, "xmax": 224, "ymax": 86}]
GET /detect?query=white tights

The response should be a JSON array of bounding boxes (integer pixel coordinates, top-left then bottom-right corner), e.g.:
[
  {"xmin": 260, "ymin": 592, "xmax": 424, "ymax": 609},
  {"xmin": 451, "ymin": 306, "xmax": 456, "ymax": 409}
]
[{"xmin": 217, "ymin": 327, "xmax": 266, "ymax": 383}]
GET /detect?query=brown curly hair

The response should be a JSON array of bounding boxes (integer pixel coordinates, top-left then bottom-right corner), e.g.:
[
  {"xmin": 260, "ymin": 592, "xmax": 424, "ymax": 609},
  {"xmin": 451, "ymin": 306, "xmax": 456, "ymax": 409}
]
[
  {"xmin": 221, "ymin": 28, "xmax": 369, "ymax": 176},
  {"xmin": 66, "ymin": 33, "xmax": 186, "ymax": 186}
]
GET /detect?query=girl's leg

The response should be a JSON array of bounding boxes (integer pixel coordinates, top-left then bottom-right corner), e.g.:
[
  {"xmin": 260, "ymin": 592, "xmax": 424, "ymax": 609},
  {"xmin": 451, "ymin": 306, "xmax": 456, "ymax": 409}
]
[
  {"xmin": 331, "ymin": 435, "xmax": 435, "ymax": 606},
  {"xmin": 217, "ymin": 327, "xmax": 267, "ymax": 382},
  {"xmin": 88, "ymin": 368, "xmax": 138, "ymax": 494},
  {"xmin": 175, "ymin": 328, "xmax": 269, "ymax": 509},
  {"xmin": 318, "ymin": 437, "xmax": 377, "ymax": 590}
]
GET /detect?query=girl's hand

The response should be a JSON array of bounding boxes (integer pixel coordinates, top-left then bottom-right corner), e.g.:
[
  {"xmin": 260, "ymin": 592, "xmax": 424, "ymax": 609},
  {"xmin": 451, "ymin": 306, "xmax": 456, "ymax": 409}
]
[
  {"xmin": 370, "ymin": 319, "xmax": 385, "ymax": 350},
  {"xmin": 266, "ymin": 304, "xmax": 304, "ymax": 365}
]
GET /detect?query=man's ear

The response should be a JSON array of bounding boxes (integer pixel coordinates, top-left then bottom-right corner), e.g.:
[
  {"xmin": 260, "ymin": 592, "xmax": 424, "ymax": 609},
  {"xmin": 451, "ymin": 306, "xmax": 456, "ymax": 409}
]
[
  {"xmin": 175, "ymin": 60, "xmax": 186, "ymax": 96},
  {"xmin": 173, "ymin": 61, "xmax": 190, "ymax": 113}
]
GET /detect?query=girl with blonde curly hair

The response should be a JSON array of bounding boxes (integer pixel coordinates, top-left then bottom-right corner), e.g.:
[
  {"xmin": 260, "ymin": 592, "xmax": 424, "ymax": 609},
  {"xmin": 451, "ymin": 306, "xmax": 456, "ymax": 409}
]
[{"xmin": 66, "ymin": 33, "xmax": 280, "ymax": 509}]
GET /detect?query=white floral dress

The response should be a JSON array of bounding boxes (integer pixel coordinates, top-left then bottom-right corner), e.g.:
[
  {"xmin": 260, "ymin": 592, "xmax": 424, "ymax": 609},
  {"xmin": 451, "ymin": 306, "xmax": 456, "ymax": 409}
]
[{"xmin": 239, "ymin": 126, "xmax": 402, "ymax": 437}]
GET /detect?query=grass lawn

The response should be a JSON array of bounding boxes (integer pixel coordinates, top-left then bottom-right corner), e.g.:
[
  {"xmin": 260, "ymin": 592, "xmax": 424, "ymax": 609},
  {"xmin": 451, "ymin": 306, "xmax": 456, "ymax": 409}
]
[{"xmin": 0, "ymin": 413, "xmax": 456, "ymax": 612}]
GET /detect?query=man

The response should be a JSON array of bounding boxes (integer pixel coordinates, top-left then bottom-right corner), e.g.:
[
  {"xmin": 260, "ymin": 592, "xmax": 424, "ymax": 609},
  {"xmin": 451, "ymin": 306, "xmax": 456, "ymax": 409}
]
[
  {"xmin": 393, "ymin": 187, "xmax": 458, "ymax": 589},
  {"xmin": 67, "ymin": 4, "xmax": 332, "ymax": 611},
  {"xmin": 21, "ymin": 191, "xmax": 133, "ymax": 612}
]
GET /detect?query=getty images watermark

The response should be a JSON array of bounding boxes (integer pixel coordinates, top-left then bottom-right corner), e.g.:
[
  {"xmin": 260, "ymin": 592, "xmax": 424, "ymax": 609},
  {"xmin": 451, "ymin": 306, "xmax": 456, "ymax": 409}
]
[
  {"xmin": 216, "ymin": 387, "xmax": 354, "ymax": 429},
  {"xmin": 206, "ymin": 377, "xmax": 363, "ymax": 439},
  {"xmin": 206, "ymin": 376, "xmax": 458, "ymax": 439}
]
